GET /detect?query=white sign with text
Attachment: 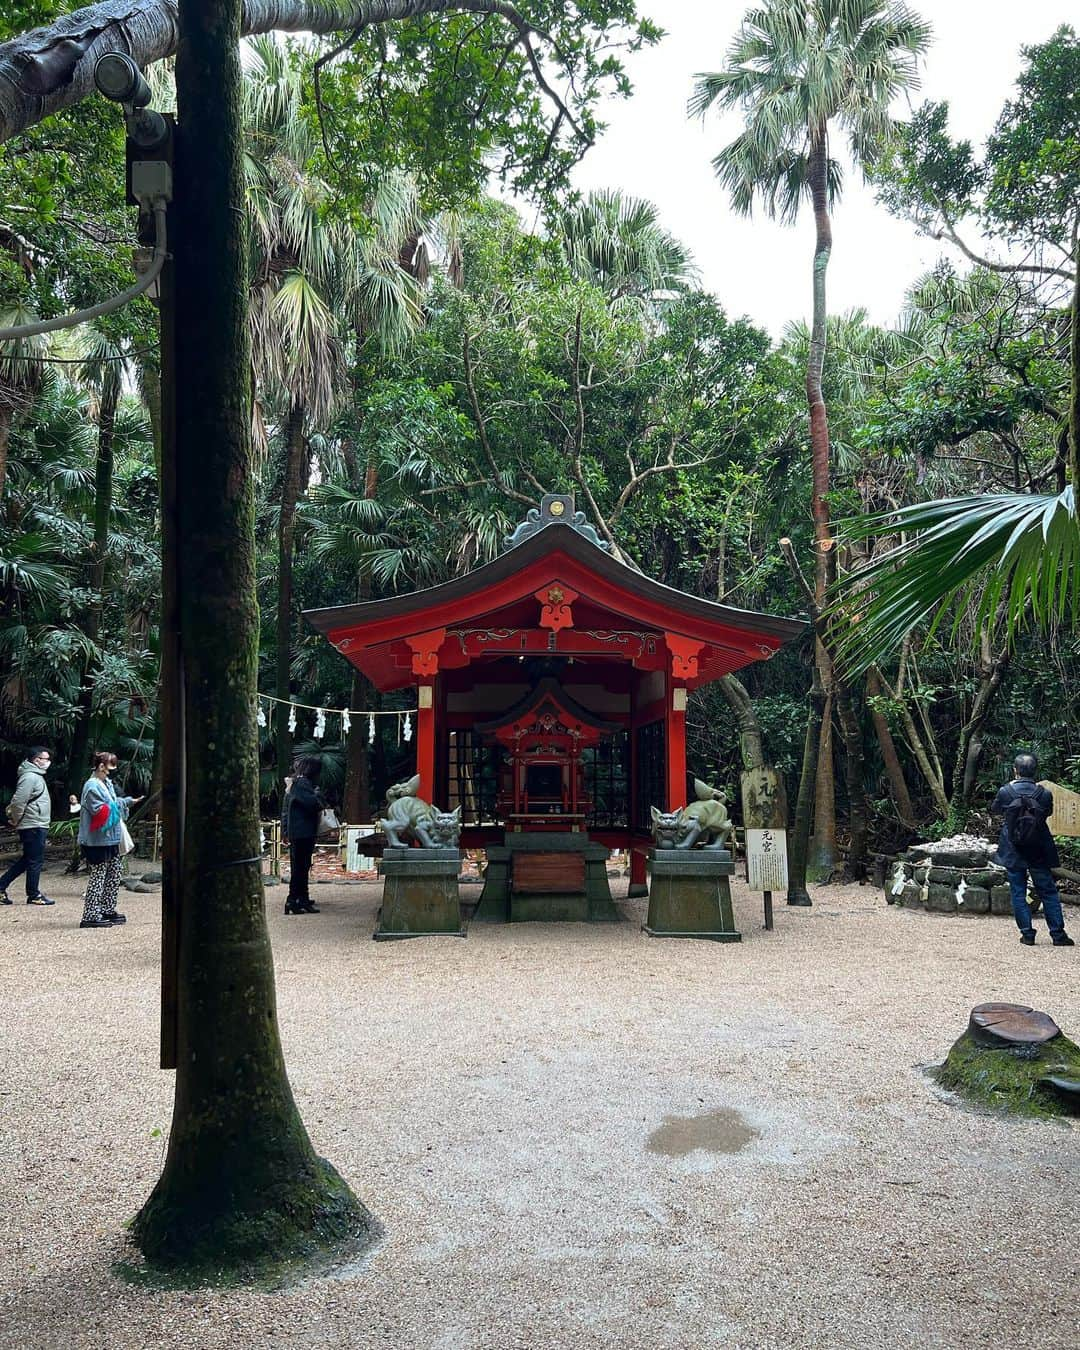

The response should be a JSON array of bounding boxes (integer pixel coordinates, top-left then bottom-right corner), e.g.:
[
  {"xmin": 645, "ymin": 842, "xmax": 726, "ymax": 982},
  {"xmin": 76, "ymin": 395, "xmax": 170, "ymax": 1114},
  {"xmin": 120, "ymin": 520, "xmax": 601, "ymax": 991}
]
[{"xmin": 746, "ymin": 827, "xmax": 789, "ymax": 891}]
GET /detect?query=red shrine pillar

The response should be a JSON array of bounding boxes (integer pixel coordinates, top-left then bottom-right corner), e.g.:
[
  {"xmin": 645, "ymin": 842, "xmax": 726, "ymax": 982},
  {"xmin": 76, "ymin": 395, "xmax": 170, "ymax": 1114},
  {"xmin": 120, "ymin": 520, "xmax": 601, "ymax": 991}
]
[
  {"xmin": 405, "ymin": 628, "xmax": 445, "ymax": 804},
  {"xmin": 664, "ymin": 635, "xmax": 702, "ymax": 811},
  {"xmin": 416, "ymin": 681, "xmax": 436, "ymax": 803}
]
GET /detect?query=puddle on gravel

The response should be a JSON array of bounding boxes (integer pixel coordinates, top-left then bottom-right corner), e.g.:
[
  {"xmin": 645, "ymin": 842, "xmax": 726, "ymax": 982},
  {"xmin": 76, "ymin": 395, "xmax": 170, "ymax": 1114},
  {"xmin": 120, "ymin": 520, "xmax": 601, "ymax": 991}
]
[{"xmin": 647, "ymin": 1107, "xmax": 759, "ymax": 1157}]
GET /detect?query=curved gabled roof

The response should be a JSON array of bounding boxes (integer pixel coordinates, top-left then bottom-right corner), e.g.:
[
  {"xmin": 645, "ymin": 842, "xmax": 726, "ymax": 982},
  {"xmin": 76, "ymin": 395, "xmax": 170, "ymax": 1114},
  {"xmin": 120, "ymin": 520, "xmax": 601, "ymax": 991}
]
[{"xmin": 305, "ymin": 518, "xmax": 806, "ymax": 646}]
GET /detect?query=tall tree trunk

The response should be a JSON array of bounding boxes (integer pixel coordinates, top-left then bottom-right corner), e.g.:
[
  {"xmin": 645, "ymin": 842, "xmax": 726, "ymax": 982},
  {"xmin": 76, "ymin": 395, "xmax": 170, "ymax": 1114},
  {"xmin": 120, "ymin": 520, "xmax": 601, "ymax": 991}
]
[
  {"xmin": 808, "ymin": 686, "xmax": 836, "ymax": 880},
  {"xmin": 67, "ymin": 377, "xmax": 119, "ymax": 796},
  {"xmin": 802, "ymin": 126, "xmax": 838, "ymax": 875},
  {"xmin": 717, "ymin": 672, "xmax": 765, "ymax": 771},
  {"xmin": 786, "ymin": 662, "xmax": 824, "ymax": 907},
  {"xmin": 131, "ymin": 0, "xmax": 372, "ymax": 1274},
  {"xmin": 948, "ymin": 629, "xmax": 1012, "ymax": 826},
  {"xmin": 274, "ymin": 401, "xmax": 309, "ymax": 796},
  {"xmin": 0, "ymin": 404, "xmax": 11, "ymax": 499},
  {"xmin": 834, "ymin": 676, "xmax": 868, "ymax": 877},
  {"xmin": 871, "ymin": 664, "xmax": 950, "ymax": 818},
  {"xmin": 865, "ymin": 668, "xmax": 916, "ymax": 829},
  {"xmin": 342, "ymin": 421, "xmax": 377, "ymax": 821}
]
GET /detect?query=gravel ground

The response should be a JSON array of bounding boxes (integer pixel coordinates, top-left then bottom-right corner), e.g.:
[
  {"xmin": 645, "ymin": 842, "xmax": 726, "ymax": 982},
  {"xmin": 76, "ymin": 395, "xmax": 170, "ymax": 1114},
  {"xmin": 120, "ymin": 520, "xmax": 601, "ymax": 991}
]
[{"xmin": 1, "ymin": 868, "xmax": 1078, "ymax": 1350}]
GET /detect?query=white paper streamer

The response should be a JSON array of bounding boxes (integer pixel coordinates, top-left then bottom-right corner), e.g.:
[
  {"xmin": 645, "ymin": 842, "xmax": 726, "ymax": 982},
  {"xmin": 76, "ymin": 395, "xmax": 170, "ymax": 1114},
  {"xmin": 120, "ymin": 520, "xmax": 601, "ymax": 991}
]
[
  {"xmin": 288, "ymin": 702, "xmax": 297, "ymax": 733},
  {"xmin": 256, "ymin": 700, "xmax": 266, "ymax": 728},
  {"xmin": 313, "ymin": 707, "xmax": 326, "ymax": 740},
  {"xmin": 342, "ymin": 708, "xmax": 351, "ymax": 737},
  {"xmin": 403, "ymin": 711, "xmax": 412, "ymax": 742},
  {"xmin": 368, "ymin": 714, "xmax": 376, "ymax": 745}
]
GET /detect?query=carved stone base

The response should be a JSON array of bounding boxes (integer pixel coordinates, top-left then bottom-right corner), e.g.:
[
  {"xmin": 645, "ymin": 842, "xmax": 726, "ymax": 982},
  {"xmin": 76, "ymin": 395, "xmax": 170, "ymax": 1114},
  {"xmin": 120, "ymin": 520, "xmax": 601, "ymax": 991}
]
[
  {"xmin": 644, "ymin": 849, "xmax": 740, "ymax": 942},
  {"xmin": 374, "ymin": 847, "xmax": 464, "ymax": 940}
]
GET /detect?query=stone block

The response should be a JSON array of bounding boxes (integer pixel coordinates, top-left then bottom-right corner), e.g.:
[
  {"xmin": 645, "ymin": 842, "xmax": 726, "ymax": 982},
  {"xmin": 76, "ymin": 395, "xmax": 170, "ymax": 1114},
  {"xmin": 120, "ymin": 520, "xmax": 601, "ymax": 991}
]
[
  {"xmin": 929, "ymin": 866, "xmax": 964, "ymax": 886},
  {"xmin": 926, "ymin": 882, "xmax": 958, "ymax": 913},
  {"xmin": 957, "ymin": 885, "xmax": 990, "ymax": 915},
  {"xmin": 375, "ymin": 858, "xmax": 463, "ymax": 939},
  {"xmin": 897, "ymin": 880, "xmax": 924, "ymax": 908},
  {"xmin": 991, "ymin": 884, "xmax": 1014, "ymax": 916},
  {"xmin": 645, "ymin": 858, "xmax": 740, "ymax": 941}
]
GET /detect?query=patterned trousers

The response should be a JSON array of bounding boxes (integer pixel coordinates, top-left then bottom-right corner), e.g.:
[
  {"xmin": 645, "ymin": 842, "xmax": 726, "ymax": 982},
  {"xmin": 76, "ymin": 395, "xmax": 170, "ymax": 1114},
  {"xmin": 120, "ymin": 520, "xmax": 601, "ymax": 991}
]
[{"xmin": 81, "ymin": 856, "xmax": 123, "ymax": 923}]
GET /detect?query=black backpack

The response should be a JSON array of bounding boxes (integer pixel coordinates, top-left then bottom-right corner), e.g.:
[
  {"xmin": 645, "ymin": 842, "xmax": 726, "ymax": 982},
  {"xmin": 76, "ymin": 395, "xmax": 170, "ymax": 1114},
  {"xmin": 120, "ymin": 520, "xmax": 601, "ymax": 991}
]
[{"xmin": 1006, "ymin": 787, "xmax": 1042, "ymax": 854}]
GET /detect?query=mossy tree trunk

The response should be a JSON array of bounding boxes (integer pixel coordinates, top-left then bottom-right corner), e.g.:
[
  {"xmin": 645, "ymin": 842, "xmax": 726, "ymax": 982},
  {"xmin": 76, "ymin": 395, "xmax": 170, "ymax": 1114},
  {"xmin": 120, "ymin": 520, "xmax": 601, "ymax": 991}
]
[
  {"xmin": 67, "ymin": 370, "xmax": 119, "ymax": 797},
  {"xmin": 275, "ymin": 401, "xmax": 309, "ymax": 797},
  {"xmin": 131, "ymin": 0, "xmax": 372, "ymax": 1275}
]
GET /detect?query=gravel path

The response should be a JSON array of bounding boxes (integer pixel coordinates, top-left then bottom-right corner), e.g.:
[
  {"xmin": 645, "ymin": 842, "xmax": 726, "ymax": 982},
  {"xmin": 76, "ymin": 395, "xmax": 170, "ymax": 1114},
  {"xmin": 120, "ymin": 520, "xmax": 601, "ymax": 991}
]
[{"xmin": 1, "ymin": 870, "xmax": 1078, "ymax": 1349}]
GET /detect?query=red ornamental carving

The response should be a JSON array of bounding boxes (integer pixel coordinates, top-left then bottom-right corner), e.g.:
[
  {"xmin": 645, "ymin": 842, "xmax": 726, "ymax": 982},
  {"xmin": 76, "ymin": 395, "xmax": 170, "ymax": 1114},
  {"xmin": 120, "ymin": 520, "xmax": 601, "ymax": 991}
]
[
  {"xmin": 666, "ymin": 633, "xmax": 704, "ymax": 681},
  {"xmin": 535, "ymin": 582, "xmax": 579, "ymax": 632},
  {"xmin": 405, "ymin": 628, "xmax": 446, "ymax": 677}
]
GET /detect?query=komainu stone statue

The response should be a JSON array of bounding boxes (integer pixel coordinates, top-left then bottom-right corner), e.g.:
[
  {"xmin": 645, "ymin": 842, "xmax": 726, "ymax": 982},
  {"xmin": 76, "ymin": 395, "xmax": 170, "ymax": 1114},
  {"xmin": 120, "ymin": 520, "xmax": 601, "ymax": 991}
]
[
  {"xmin": 379, "ymin": 774, "xmax": 462, "ymax": 849},
  {"xmin": 651, "ymin": 779, "xmax": 733, "ymax": 851}
]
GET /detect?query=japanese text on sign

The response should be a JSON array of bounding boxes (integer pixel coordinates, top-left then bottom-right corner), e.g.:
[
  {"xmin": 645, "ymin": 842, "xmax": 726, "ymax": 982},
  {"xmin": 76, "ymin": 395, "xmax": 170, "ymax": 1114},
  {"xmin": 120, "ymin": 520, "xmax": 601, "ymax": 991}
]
[
  {"xmin": 1039, "ymin": 782, "xmax": 1080, "ymax": 838},
  {"xmin": 746, "ymin": 827, "xmax": 789, "ymax": 891}
]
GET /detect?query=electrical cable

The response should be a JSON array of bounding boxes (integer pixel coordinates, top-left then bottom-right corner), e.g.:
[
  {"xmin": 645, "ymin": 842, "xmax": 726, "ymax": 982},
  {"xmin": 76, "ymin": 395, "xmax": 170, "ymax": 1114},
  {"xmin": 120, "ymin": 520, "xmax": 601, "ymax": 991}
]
[{"xmin": 0, "ymin": 203, "xmax": 168, "ymax": 342}]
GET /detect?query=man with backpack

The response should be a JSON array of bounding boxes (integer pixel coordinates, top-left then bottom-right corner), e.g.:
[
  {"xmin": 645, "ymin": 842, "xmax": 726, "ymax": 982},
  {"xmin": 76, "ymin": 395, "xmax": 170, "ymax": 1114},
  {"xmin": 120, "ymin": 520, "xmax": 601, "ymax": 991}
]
[
  {"xmin": 1, "ymin": 745, "xmax": 56, "ymax": 907},
  {"xmin": 991, "ymin": 753, "xmax": 1073, "ymax": 947}
]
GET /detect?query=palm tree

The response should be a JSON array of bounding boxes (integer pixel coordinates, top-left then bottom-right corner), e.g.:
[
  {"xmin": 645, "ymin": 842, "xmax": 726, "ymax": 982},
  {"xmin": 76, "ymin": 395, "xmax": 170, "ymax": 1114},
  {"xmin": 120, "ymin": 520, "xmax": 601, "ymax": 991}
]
[
  {"xmin": 556, "ymin": 189, "xmax": 698, "ymax": 304},
  {"xmin": 65, "ymin": 326, "xmax": 127, "ymax": 793},
  {"xmin": 0, "ymin": 302, "xmax": 46, "ymax": 497},
  {"xmin": 242, "ymin": 36, "xmax": 424, "ymax": 793},
  {"xmin": 835, "ymin": 268, "xmax": 1079, "ymax": 675},
  {"xmin": 691, "ymin": 0, "xmax": 930, "ymax": 896}
]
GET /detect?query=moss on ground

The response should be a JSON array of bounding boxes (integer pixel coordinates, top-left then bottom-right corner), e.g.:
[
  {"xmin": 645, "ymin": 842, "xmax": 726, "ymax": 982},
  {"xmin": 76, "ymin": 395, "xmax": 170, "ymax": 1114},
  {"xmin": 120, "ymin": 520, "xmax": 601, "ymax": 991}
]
[{"xmin": 933, "ymin": 1029, "xmax": 1080, "ymax": 1119}]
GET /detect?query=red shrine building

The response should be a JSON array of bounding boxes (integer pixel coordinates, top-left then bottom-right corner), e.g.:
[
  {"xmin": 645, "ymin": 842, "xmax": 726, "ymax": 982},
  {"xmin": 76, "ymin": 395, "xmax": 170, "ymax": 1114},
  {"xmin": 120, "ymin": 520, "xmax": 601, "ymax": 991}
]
[{"xmin": 306, "ymin": 495, "xmax": 805, "ymax": 900}]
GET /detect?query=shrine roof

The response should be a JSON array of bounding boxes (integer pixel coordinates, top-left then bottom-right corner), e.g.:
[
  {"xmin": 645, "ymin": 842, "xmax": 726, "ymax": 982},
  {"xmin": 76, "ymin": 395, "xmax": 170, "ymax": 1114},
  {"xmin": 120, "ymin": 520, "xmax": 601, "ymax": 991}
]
[
  {"xmin": 306, "ymin": 516, "xmax": 806, "ymax": 645},
  {"xmin": 304, "ymin": 496, "xmax": 807, "ymax": 690}
]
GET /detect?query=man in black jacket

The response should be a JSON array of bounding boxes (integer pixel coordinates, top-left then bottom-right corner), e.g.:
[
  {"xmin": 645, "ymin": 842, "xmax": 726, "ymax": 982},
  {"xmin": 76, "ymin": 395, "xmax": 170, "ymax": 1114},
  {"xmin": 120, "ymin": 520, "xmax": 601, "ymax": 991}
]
[
  {"xmin": 280, "ymin": 756, "xmax": 324, "ymax": 915},
  {"xmin": 991, "ymin": 753, "xmax": 1074, "ymax": 947}
]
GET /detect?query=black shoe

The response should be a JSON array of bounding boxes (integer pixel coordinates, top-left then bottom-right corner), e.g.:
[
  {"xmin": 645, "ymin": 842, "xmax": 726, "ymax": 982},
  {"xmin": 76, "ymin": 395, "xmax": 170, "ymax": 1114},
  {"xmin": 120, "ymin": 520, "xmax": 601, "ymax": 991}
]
[
  {"xmin": 80, "ymin": 918, "xmax": 113, "ymax": 928},
  {"xmin": 298, "ymin": 900, "xmax": 320, "ymax": 914},
  {"xmin": 0, "ymin": 890, "xmax": 10, "ymax": 905},
  {"xmin": 27, "ymin": 894, "xmax": 55, "ymax": 906},
  {"xmin": 284, "ymin": 901, "xmax": 305, "ymax": 915},
  {"xmin": 1052, "ymin": 934, "xmax": 1075, "ymax": 947},
  {"xmin": 1020, "ymin": 932, "xmax": 1036, "ymax": 946},
  {"xmin": 103, "ymin": 911, "xmax": 127, "ymax": 924}
]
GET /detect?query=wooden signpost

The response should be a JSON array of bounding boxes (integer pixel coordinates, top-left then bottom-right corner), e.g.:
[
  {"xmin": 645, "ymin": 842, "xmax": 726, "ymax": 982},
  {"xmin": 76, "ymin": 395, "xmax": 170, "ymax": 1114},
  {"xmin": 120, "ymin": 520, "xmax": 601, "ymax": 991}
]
[
  {"xmin": 740, "ymin": 767, "xmax": 789, "ymax": 931},
  {"xmin": 1039, "ymin": 782, "xmax": 1080, "ymax": 838}
]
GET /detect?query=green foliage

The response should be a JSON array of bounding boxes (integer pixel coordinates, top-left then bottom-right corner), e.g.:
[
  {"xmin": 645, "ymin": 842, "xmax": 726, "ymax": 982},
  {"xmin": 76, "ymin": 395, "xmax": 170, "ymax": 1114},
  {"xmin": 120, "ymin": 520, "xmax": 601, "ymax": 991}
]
[{"xmin": 692, "ymin": 0, "xmax": 931, "ymax": 223}]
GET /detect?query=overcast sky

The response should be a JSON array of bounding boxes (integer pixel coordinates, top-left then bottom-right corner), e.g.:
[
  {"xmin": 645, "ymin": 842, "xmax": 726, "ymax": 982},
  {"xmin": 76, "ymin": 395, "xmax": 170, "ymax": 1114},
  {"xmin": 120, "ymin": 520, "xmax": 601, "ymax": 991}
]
[{"xmin": 553, "ymin": 0, "xmax": 1078, "ymax": 336}]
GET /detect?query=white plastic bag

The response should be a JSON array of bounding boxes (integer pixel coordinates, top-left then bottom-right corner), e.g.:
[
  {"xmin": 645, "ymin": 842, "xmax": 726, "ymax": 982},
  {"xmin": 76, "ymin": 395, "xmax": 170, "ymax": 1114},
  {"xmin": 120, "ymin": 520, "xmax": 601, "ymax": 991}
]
[
  {"xmin": 318, "ymin": 808, "xmax": 340, "ymax": 836},
  {"xmin": 119, "ymin": 820, "xmax": 135, "ymax": 855}
]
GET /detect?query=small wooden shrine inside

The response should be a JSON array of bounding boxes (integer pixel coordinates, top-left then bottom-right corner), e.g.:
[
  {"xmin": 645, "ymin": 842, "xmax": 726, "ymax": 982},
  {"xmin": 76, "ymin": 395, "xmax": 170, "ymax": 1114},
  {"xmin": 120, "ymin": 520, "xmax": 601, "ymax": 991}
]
[{"xmin": 305, "ymin": 495, "xmax": 805, "ymax": 916}]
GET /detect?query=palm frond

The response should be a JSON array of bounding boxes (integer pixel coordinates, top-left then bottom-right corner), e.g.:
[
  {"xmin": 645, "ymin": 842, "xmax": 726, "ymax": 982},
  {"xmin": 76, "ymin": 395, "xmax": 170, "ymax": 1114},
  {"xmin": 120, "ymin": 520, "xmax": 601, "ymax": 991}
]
[{"xmin": 832, "ymin": 488, "xmax": 1079, "ymax": 670}]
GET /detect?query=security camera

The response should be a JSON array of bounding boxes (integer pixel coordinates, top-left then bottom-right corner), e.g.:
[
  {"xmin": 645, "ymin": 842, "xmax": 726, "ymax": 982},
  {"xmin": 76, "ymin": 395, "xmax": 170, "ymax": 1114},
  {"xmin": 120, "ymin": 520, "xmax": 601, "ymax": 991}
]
[{"xmin": 94, "ymin": 53, "xmax": 152, "ymax": 109}]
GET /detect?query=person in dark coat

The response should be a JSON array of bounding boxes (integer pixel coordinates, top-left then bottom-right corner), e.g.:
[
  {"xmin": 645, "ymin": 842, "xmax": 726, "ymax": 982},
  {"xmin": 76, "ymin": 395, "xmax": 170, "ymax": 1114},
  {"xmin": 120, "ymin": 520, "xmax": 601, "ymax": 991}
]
[
  {"xmin": 281, "ymin": 756, "xmax": 324, "ymax": 915},
  {"xmin": 991, "ymin": 752, "xmax": 1074, "ymax": 947}
]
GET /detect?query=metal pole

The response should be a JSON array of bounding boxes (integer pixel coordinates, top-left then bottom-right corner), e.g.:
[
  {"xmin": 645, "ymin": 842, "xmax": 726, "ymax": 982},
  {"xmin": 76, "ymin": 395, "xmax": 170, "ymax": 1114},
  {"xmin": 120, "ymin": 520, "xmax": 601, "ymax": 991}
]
[{"xmin": 763, "ymin": 888, "xmax": 774, "ymax": 931}]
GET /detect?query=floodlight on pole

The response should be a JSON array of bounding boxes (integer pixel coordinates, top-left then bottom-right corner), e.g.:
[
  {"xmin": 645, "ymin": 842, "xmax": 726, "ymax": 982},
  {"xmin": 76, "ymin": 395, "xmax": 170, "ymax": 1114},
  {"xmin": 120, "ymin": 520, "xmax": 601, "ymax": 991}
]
[{"xmin": 93, "ymin": 52, "xmax": 167, "ymax": 149}]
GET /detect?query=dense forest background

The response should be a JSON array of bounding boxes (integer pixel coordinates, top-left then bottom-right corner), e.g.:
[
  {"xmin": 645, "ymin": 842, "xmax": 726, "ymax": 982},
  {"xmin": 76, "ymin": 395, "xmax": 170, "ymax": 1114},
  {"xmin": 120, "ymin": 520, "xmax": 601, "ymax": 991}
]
[{"xmin": 2, "ymin": 8, "xmax": 1079, "ymax": 877}]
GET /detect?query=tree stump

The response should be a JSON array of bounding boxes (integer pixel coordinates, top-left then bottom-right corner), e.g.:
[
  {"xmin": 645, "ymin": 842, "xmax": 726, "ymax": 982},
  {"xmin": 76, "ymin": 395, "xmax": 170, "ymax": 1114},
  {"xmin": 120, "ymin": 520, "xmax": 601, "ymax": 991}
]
[{"xmin": 936, "ymin": 1004, "xmax": 1080, "ymax": 1118}]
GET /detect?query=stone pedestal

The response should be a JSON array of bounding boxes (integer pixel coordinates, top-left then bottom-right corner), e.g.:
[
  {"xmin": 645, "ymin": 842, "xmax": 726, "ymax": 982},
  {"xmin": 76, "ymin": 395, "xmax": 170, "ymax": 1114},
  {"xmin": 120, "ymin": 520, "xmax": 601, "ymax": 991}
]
[
  {"xmin": 644, "ymin": 849, "xmax": 740, "ymax": 942},
  {"xmin": 374, "ymin": 847, "xmax": 464, "ymax": 940},
  {"xmin": 474, "ymin": 832, "xmax": 618, "ymax": 923}
]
